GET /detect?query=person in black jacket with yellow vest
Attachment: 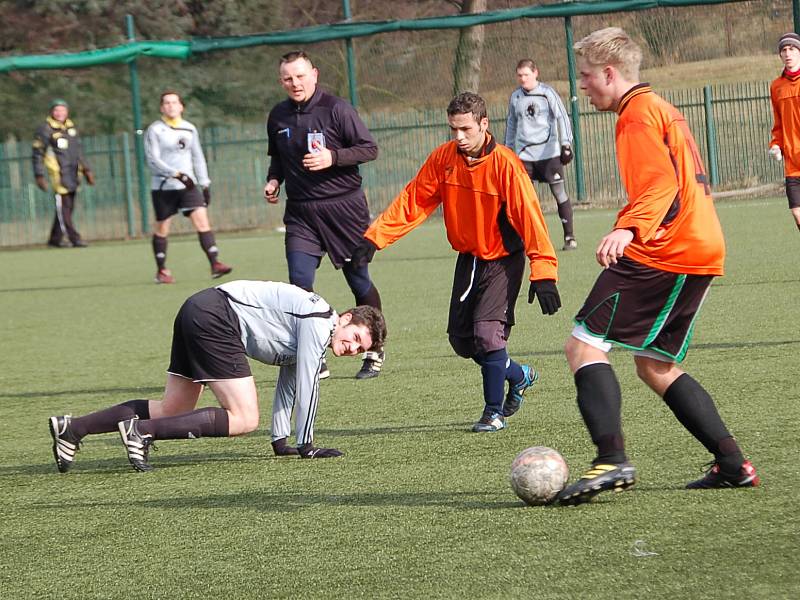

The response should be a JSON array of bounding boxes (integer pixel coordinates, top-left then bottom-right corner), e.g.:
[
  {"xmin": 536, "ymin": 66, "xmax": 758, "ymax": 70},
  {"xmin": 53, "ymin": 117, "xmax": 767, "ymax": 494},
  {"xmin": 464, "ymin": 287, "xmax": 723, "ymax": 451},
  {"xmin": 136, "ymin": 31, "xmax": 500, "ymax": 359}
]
[{"xmin": 32, "ymin": 99, "xmax": 94, "ymax": 248}]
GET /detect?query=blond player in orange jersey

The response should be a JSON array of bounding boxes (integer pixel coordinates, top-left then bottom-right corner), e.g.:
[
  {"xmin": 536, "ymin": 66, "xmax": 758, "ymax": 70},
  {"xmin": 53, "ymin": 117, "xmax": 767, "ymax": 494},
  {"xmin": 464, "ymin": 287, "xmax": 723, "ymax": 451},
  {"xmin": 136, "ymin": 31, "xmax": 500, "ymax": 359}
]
[
  {"xmin": 556, "ymin": 28, "xmax": 759, "ymax": 506},
  {"xmin": 769, "ymin": 32, "xmax": 800, "ymax": 231}
]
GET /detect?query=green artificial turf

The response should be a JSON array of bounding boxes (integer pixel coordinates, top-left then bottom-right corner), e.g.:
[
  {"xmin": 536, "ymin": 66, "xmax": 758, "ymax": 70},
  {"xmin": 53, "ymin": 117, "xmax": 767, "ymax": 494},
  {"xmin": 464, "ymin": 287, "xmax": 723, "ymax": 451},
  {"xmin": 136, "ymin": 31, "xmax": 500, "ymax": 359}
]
[{"xmin": 1, "ymin": 196, "xmax": 797, "ymax": 599}]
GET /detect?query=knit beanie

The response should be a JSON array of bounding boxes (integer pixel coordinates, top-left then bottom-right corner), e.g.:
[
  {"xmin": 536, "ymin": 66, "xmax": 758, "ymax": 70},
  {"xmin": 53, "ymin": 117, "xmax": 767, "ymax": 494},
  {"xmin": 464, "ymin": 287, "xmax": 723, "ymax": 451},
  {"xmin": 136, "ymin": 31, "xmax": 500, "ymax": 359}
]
[{"xmin": 778, "ymin": 32, "xmax": 800, "ymax": 53}]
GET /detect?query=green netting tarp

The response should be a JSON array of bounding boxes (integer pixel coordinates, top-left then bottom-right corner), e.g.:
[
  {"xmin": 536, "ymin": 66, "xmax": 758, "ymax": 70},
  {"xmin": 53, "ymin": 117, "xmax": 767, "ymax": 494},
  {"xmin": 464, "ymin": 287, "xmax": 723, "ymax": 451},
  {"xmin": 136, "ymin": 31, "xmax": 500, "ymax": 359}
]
[{"xmin": 0, "ymin": 0, "xmax": 748, "ymax": 72}]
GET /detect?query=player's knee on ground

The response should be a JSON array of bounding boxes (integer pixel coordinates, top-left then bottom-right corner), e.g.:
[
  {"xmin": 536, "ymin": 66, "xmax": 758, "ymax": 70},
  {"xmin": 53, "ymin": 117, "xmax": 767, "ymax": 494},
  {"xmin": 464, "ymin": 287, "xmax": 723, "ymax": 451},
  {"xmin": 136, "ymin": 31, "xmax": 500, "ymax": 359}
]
[{"xmin": 228, "ymin": 410, "xmax": 260, "ymax": 436}]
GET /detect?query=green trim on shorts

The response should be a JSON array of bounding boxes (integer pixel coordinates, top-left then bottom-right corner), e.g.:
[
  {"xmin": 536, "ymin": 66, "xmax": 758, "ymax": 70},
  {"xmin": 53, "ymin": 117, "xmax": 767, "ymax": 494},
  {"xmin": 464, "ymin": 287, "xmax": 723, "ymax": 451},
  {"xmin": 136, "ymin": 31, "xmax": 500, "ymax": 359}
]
[
  {"xmin": 642, "ymin": 274, "xmax": 686, "ymax": 347},
  {"xmin": 573, "ymin": 274, "xmax": 697, "ymax": 363},
  {"xmin": 574, "ymin": 292, "xmax": 620, "ymax": 338}
]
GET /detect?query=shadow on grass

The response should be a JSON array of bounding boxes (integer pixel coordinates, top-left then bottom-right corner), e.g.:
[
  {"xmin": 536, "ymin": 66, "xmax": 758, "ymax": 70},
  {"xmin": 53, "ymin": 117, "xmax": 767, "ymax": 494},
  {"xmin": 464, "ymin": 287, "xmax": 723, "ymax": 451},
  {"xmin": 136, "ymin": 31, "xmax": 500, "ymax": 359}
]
[
  {"xmin": 0, "ymin": 386, "xmax": 164, "ymax": 400},
  {"xmin": 0, "ymin": 282, "xmax": 153, "ymax": 294},
  {"xmin": 315, "ymin": 421, "xmax": 473, "ymax": 437},
  {"xmin": 1, "ymin": 450, "xmax": 263, "ymax": 477},
  {"xmin": 28, "ymin": 488, "xmax": 524, "ymax": 511}
]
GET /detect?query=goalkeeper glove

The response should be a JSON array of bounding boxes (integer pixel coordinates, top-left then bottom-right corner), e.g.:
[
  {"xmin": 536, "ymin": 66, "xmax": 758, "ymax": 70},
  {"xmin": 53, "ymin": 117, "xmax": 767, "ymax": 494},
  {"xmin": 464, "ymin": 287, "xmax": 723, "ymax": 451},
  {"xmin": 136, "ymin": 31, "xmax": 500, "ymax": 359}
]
[
  {"xmin": 528, "ymin": 280, "xmax": 561, "ymax": 315},
  {"xmin": 349, "ymin": 238, "xmax": 378, "ymax": 266},
  {"xmin": 203, "ymin": 186, "xmax": 211, "ymax": 205},
  {"xmin": 298, "ymin": 443, "xmax": 343, "ymax": 459},
  {"xmin": 769, "ymin": 145, "xmax": 783, "ymax": 163},
  {"xmin": 175, "ymin": 172, "xmax": 195, "ymax": 189},
  {"xmin": 560, "ymin": 145, "xmax": 574, "ymax": 165}
]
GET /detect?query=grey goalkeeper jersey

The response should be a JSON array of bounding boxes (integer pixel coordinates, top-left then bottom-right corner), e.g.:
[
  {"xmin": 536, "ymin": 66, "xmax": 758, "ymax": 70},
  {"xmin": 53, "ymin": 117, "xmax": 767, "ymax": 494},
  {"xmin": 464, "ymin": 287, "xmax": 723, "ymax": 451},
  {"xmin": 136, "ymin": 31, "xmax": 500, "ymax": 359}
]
[
  {"xmin": 144, "ymin": 117, "xmax": 210, "ymax": 190},
  {"xmin": 216, "ymin": 280, "xmax": 337, "ymax": 446},
  {"xmin": 504, "ymin": 83, "xmax": 573, "ymax": 162}
]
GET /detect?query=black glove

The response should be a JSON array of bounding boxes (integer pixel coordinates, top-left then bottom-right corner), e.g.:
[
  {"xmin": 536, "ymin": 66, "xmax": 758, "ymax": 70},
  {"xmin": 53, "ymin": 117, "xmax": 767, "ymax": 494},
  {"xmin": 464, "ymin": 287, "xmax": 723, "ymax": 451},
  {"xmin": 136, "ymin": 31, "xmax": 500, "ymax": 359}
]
[
  {"xmin": 271, "ymin": 438, "xmax": 299, "ymax": 456},
  {"xmin": 560, "ymin": 145, "xmax": 573, "ymax": 165},
  {"xmin": 528, "ymin": 280, "xmax": 561, "ymax": 315},
  {"xmin": 175, "ymin": 172, "xmax": 195, "ymax": 190},
  {"xmin": 298, "ymin": 443, "xmax": 343, "ymax": 459},
  {"xmin": 202, "ymin": 186, "xmax": 211, "ymax": 205},
  {"xmin": 349, "ymin": 238, "xmax": 378, "ymax": 267}
]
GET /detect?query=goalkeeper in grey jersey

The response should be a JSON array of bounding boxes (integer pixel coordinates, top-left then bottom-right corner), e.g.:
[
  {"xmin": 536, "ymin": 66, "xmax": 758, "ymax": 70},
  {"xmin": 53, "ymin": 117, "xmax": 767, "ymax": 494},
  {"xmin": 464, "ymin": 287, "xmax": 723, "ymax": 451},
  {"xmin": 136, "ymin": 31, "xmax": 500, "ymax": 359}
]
[
  {"xmin": 144, "ymin": 90, "xmax": 233, "ymax": 284},
  {"xmin": 505, "ymin": 59, "xmax": 577, "ymax": 251},
  {"xmin": 47, "ymin": 281, "xmax": 387, "ymax": 472}
]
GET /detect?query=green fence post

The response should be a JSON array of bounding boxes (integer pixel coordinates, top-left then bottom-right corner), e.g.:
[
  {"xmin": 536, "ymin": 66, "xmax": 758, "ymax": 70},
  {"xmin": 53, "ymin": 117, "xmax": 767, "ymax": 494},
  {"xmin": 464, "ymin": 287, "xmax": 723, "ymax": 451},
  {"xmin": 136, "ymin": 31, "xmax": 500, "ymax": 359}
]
[
  {"xmin": 703, "ymin": 85, "xmax": 719, "ymax": 187},
  {"xmin": 122, "ymin": 132, "xmax": 136, "ymax": 237},
  {"xmin": 564, "ymin": 16, "xmax": 585, "ymax": 202},
  {"xmin": 794, "ymin": 0, "xmax": 800, "ymax": 34},
  {"xmin": 342, "ymin": 0, "xmax": 359, "ymax": 107},
  {"xmin": 126, "ymin": 14, "xmax": 150, "ymax": 234}
]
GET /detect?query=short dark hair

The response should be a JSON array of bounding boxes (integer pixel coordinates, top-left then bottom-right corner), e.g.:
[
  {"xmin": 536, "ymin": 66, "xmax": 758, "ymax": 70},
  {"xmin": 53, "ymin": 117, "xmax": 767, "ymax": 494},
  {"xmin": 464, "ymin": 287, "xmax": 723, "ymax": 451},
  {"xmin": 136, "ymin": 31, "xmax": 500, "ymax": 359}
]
[
  {"xmin": 446, "ymin": 92, "xmax": 487, "ymax": 122},
  {"xmin": 516, "ymin": 58, "xmax": 537, "ymax": 71},
  {"xmin": 280, "ymin": 50, "xmax": 314, "ymax": 67},
  {"xmin": 343, "ymin": 305, "xmax": 387, "ymax": 351},
  {"xmin": 160, "ymin": 90, "xmax": 184, "ymax": 105}
]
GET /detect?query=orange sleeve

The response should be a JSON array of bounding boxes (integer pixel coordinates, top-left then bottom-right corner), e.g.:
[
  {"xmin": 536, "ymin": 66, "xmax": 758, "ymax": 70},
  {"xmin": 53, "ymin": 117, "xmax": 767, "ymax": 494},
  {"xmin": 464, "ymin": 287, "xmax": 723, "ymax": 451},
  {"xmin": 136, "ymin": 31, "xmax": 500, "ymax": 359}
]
[
  {"xmin": 770, "ymin": 80, "xmax": 783, "ymax": 149},
  {"xmin": 614, "ymin": 121, "xmax": 681, "ymax": 244},
  {"xmin": 501, "ymin": 158, "xmax": 558, "ymax": 281},
  {"xmin": 365, "ymin": 151, "xmax": 443, "ymax": 249}
]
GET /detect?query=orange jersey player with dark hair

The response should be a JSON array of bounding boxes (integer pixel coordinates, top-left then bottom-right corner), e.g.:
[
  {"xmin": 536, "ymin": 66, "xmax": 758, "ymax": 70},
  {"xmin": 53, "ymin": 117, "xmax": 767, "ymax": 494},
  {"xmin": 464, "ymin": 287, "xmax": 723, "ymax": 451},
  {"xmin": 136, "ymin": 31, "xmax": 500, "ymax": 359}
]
[{"xmin": 352, "ymin": 92, "xmax": 559, "ymax": 434}]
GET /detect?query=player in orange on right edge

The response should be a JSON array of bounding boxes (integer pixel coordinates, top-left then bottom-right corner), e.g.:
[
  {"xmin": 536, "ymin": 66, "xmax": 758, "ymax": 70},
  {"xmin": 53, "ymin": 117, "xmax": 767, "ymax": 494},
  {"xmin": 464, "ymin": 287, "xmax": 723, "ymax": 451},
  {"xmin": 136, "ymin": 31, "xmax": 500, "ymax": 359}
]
[
  {"xmin": 556, "ymin": 27, "xmax": 759, "ymax": 506},
  {"xmin": 769, "ymin": 32, "xmax": 800, "ymax": 232}
]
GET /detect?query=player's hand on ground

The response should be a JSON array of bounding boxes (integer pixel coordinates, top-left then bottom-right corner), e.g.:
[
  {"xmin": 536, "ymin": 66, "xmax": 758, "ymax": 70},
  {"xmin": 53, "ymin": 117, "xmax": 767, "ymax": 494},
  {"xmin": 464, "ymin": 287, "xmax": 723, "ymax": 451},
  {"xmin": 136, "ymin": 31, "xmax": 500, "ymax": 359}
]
[
  {"xmin": 349, "ymin": 238, "xmax": 378, "ymax": 266},
  {"xmin": 769, "ymin": 145, "xmax": 783, "ymax": 162},
  {"xmin": 302, "ymin": 147, "xmax": 333, "ymax": 171},
  {"xmin": 596, "ymin": 228, "xmax": 634, "ymax": 268},
  {"xmin": 298, "ymin": 443, "xmax": 343, "ymax": 459},
  {"xmin": 560, "ymin": 145, "xmax": 574, "ymax": 165},
  {"xmin": 271, "ymin": 438, "xmax": 299, "ymax": 456},
  {"xmin": 264, "ymin": 179, "xmax": 280, "ymax": 204},
  {"xmin": 528, "ymin": 280, "xmax": 561, "ymax": 315},
  {"xmin": 175, "ymin": 172, "xmax": 195, "ymax": 189},
  {"xmin": 84, "ymin": 170, "xmax": 95, "ymax": 185},
  {"xmin": 35, "ymin": 175, "xmax": 48, "ymax": 191},
  {"xmin": 202, "ymin": 186, "xmax": 211, "ymax": 205}
]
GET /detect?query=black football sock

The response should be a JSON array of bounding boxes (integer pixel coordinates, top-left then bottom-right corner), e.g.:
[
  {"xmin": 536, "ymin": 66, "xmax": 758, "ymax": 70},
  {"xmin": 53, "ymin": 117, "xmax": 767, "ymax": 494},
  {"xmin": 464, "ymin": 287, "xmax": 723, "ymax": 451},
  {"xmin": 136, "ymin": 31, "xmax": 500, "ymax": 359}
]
[
  {"xmin": 355, "ymin": 284, "xmax": 382, "ymax": 311},
  {"xmin": 71, "ymin": 399, "xmax": 150, "ymax": 438},
  {"xmin": 574, "ymin": 363, "xmax": 626, "ymax": 464},
  {"xmin": 198, "ymin": 230, "xmax": 219, "ymax": 264},
  {"xmin": 505, "ymin": 358, "xmax": 524, "ymax": 387},
  {"xmin": 475, "ymin": 349, "xmax": 508, "ymax": 416},
  {"xmin": 662, "ymin": 374, "xmax": 744, "ymax": 474},
  {"xmin": 137, "ymin": 407, "xmax": 229, "ymax": 440},
  {"xmin": 550, "ymin": 182, "xmax": 574, "ymax": 239},
  {"xmin": 152, "ymin": 235, "xmax": 168, "ymax": 269}
]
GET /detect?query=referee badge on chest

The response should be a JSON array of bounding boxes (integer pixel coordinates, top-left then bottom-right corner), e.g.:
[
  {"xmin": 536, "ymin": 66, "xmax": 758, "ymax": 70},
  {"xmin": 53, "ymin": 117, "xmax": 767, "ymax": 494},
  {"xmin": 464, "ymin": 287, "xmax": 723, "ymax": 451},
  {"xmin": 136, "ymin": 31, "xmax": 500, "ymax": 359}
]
[{"xmin": 307, "ymin": 131, "xmax": 325, "ymax": 154}]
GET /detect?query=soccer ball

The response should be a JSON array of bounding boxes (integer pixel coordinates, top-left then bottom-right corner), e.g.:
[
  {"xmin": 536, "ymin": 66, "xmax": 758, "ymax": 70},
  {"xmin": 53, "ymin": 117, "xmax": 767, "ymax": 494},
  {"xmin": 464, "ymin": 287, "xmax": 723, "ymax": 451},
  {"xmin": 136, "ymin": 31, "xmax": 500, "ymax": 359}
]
[{"xmin": 509, "ymin": 446, "xmax": 569, "ymax": 506}]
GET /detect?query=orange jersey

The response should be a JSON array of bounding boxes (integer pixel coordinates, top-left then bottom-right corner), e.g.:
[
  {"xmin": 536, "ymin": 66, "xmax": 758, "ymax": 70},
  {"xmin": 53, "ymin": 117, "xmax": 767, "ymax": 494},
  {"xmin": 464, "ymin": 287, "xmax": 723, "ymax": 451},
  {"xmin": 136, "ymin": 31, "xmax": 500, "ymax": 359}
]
[
  {"xmin": 770, "ymin": 72, "xmax": 800, "ymax": 177},
  {"xmin": 364, "ymin": 135, "xmax": 558, "ymax": 281},
  {"xmin": 614, "ymin": 85, "xmax": 725, "ymax": 276}
]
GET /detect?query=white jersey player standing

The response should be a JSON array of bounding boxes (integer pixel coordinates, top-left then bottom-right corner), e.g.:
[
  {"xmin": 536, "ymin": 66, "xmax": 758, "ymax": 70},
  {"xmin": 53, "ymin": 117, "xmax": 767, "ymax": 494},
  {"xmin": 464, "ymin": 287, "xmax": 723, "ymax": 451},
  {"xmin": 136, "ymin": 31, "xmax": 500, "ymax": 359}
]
[
  {"xmin": 505, "ymin": 59, "xmax": 577, "ymax": 251},
  {"xmin": 47, "ymin": 281, "xmax": 387, "ymax": 472}
]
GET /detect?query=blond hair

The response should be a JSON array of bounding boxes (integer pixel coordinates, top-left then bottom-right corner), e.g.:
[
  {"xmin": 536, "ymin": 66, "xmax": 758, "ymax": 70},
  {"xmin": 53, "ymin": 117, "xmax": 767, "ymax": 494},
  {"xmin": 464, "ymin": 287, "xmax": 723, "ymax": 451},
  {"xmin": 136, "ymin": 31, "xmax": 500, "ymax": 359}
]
[{"xmin": 573, "ymin": 27, "xmax": 642, "ymax": 81}]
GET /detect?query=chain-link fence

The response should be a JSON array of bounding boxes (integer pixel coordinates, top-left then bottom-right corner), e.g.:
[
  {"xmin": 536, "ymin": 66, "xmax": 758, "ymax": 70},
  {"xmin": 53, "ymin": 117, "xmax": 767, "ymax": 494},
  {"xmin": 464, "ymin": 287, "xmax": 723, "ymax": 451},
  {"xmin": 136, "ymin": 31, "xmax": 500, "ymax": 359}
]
[{"xmin": 0, "ymin": 0, "xmax": 793, "ymax": 246}]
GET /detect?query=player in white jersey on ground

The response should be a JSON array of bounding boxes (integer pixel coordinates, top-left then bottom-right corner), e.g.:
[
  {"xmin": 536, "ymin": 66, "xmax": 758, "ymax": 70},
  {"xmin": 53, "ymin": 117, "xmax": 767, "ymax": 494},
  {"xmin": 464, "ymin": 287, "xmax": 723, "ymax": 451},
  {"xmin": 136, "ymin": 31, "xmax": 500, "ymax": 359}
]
[{"xmin": 47, "ymin": 280, "xmax": 386, "ymax": 472}]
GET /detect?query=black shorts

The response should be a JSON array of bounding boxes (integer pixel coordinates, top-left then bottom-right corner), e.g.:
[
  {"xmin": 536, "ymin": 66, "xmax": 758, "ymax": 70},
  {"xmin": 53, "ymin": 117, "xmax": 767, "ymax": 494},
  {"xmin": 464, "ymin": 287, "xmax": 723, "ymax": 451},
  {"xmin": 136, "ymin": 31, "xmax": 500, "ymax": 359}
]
[
  {"xmin": 447, "ymin": 250, "xmax": 526, "ymax": 340},
  {"xmin": 152, "ymin": 187, "xmax": 206, "ymax": 222},
  {"xmin": 785, "ymin": 177, "xmax": 800, "ymax": 209},
  {"xmin": 523, "ymin": 157, "xmax": 565, "ymax": 185},
  {"xmin": 283, "ymin": 192, "xmax": 371, "ymax": 268},
  {"xmin": 168, "ymin": 288, "xmax": 252, "ymax": 382},
  {"xmin": 573, "ymin": 256, "xmax": 713, "ymax": 362}
]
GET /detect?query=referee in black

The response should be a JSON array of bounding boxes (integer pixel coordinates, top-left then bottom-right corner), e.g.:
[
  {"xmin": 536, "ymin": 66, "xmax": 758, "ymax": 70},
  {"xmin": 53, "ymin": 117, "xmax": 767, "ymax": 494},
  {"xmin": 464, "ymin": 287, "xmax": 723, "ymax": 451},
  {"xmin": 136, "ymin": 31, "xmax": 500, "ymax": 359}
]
[{"xmin": 263, "ymin": 50, "xmax": 385, "ymax": 380}]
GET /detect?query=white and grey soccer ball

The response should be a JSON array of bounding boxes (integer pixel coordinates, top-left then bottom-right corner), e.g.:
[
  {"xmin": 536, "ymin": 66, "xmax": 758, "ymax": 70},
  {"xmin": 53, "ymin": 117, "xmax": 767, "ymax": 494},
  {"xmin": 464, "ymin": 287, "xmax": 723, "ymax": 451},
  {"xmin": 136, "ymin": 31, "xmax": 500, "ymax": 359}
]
[{"xmin": 510, "ymin": 446, "xmax": 569, "ymax": 506}]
